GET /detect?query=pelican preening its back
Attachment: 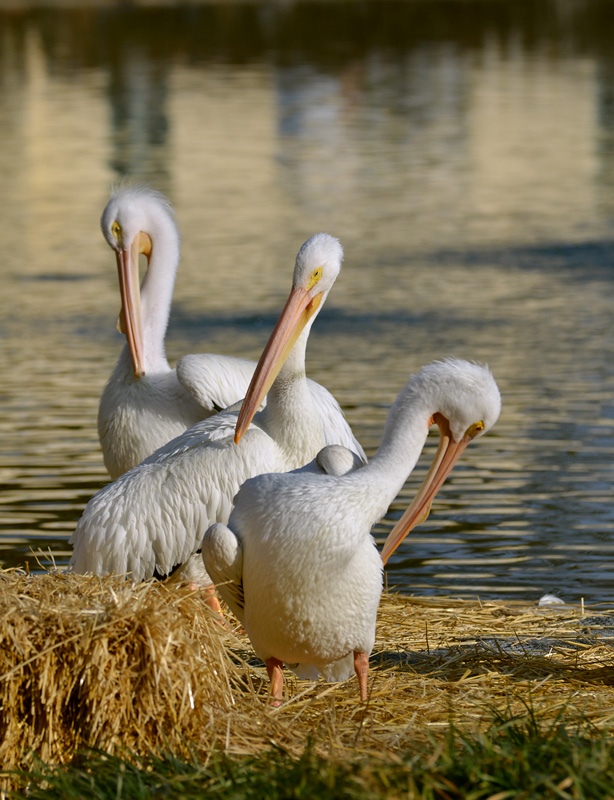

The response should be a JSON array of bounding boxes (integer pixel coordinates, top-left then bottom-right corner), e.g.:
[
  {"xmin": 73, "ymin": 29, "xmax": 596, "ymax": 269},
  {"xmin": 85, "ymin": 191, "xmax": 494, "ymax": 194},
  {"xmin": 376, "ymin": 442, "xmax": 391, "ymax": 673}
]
[
  {"xmin": 71, "ymin": 232, "xmax": 364, "ymax": 582},
  {"xmin": 203, "ymin": 359, "xmax": 501, "ymax": 702}
]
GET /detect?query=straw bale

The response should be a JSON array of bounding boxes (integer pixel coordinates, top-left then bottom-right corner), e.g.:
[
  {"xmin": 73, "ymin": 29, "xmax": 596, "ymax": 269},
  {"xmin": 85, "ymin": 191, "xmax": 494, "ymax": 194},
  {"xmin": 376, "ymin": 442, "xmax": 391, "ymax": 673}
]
[
  {"xmin": 0, "ymin": 569, "xmax": 250, "ymax": 771},
  {"xmin": 1, "ymin": 568, "xmax": 614, "ymax": 780}
]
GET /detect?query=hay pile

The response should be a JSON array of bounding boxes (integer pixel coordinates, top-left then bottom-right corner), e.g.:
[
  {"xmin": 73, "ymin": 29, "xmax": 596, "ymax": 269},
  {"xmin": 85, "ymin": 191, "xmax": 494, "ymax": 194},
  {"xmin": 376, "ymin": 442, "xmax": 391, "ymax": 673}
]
[
  {"xmin": 0, "ymin": 570, "xmax": 258, "ymax": 771},
  {"xmin": 2, "ymin": 569, "xmax": 614, "ymax": 779}
]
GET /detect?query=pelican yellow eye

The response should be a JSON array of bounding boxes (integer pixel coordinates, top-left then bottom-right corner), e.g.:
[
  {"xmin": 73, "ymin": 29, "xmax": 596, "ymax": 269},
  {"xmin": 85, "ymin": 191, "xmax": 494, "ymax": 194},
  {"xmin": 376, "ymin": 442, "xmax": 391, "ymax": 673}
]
[
  {"xmin": 111, "ymin": 221, "xmax": 122, "ymax": 240},
  {"xmin": 465, "ymin": 420, "xmax": 485, "ymax": 440},
  {"xmin": 306, "ymin": 267, "xmax": 323, "ymax": 290}
]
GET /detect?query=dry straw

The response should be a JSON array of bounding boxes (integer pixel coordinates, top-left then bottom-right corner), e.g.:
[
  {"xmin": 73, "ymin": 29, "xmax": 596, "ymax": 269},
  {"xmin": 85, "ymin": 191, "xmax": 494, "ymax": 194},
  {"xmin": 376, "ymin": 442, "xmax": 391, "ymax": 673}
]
[{"xmin": 2, "ymin": 568, "xmax": 614, "ymax": 781}]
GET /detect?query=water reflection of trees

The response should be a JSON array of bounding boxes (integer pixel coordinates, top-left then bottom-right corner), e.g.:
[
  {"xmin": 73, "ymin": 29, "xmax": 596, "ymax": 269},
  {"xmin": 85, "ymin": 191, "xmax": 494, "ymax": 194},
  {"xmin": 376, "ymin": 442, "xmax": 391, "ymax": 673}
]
[
  {"xmin": 2, "ymin": 1, "xmax": 614, "ymax": 185},
  {"xmin": 2, "ymin": 2, "xmax": 614, "ymax": 73}
]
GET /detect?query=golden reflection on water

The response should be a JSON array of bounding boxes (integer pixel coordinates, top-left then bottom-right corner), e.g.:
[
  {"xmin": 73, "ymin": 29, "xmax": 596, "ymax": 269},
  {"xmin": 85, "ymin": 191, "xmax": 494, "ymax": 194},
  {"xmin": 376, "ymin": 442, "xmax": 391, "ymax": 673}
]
[{"xmin": 0, "ymin": 1, "xmax": 613, "ymax": 602}]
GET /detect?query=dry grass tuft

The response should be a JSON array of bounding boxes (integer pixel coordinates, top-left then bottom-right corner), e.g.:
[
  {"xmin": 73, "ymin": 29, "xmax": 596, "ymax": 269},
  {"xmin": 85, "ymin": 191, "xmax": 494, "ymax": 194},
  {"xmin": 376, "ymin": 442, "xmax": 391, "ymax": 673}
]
[{"xmin": 2, "ymin": 568, "xmax": 614, "ymax": 784}]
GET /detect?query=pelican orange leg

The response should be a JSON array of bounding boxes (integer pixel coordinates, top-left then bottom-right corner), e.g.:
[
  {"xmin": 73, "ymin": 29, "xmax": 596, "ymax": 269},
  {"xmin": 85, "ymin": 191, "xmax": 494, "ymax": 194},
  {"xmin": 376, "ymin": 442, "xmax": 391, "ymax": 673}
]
[
  {"xmin": 266, "ymin": 657, "xmax": 284, "ymax": 704},
  {"xmin": 354, "ymin": 651, "xmax": 369, "ymax": 701},
  {"xmin": 202, "ymin": 584, "xmax": 223, "ymax": 614}
]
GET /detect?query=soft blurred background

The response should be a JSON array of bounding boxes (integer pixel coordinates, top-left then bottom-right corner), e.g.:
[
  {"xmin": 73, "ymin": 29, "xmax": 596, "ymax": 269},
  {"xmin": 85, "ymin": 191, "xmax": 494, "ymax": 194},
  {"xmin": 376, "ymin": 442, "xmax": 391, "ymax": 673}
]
[{"xmin": 0, "ymin": 0, "xmax": 612, "ymax": 603}]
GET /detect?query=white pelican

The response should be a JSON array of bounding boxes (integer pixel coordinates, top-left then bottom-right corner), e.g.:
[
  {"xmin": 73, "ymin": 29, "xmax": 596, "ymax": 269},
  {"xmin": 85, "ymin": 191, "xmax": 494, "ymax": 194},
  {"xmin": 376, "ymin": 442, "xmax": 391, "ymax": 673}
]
[
  {"xmin": 70, "ymin": 233, "xmax": 364, "ymax": 584},
  {"xmin": 202, "ymin": 358, "xmax": 501, "ymax": 702},
  {"xmin": 98, "ymin": 186, "xmax": 257, "ymax": 479}
]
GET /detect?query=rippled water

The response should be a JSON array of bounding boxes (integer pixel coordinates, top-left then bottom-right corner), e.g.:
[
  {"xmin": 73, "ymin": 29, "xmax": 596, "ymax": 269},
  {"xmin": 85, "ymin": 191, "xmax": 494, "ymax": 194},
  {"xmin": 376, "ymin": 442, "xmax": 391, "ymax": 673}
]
[{"xmin": 0, "ymin": 0, "xmax": 612, "ymax": 604}]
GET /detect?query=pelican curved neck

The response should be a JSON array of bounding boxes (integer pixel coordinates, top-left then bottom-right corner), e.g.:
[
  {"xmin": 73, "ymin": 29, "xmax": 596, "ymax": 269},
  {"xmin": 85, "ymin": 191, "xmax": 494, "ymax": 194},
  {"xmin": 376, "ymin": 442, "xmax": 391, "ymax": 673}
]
[
  {"xmin": 357, "ymin": 383, "xmax": 433, "ymax": 501},
  {"xmin": 135, "ymin": 209, "xmax": 180, "ymax": 375}
]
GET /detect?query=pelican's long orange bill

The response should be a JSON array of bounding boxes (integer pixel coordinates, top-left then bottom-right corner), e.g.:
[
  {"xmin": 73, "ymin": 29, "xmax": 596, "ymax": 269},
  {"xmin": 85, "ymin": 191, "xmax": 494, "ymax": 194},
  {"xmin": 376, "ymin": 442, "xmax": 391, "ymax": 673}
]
[
  {"xmin": 380, "ymin": 431, "xmax": 474, "ymax": 566},
  {"xmin": 234, "ymin": 286, "xmax": 323, "ymax": 443},
  {"xmin": 115, "ymin": 232, "xmax": 150, "ymax": 378}
]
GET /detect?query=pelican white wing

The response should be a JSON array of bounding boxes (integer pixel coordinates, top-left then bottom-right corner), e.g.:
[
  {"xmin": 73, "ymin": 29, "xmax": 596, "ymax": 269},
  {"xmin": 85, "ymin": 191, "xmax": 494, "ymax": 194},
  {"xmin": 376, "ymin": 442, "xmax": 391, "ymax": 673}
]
[
  {"xmin": 71, "ymin": 408, "xmax": 280, "ymax": 581},
  {"xmin": 176, "ymin": 353, "xmax": 257, "ymax": 412}
]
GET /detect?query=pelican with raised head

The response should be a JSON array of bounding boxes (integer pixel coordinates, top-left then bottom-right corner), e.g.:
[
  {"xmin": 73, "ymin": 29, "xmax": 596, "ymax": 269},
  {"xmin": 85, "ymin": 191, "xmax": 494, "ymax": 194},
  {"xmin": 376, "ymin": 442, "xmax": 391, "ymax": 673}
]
[
  {"xmin": 98, "ymin": 186, "xmax": 258, "ymax": 479},
  {"xmin": 71, "ymin": 233, "xmax": 364, "ymax": 585},
  {"xmin": 202, "ymin": 358, "xmax": 501, "ymax": 703}
]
